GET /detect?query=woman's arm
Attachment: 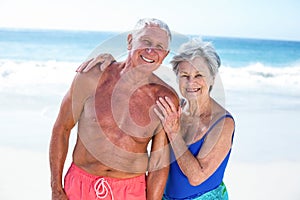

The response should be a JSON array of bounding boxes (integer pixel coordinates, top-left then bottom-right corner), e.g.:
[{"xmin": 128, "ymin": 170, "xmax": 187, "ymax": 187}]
[
  {"xmin": 172, "ymin": 117, "xmax": 234, "ymax": 186},
  {"xmin": 76, "ymin": 53, "xmax": 115, "ymax": 72},
  {"xmin": 154, "ymin": 97, "xmax": 234, "ymax": 186}
]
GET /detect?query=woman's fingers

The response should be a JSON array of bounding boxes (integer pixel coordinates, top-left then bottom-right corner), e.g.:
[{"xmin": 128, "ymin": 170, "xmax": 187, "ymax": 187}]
[
  {"xmin": 100, "ymin": 54, "xmax": 116, "ymax": 71},
  {"xmin": 156, "ymin": 99, "xmax": 168, "ymax": 118},
  {"xmin": 153, "ymin": 108, "xmax": 164, "ymax": 121},
  {"xmin": 83, "ymin": 58, "xmax": 98, "ymax": 72},
  {"xmin": 84, "ymin": 53, "xmax": 114, "ymax": 72},
  {"xmin": 155, "ymin": 97, "xmax": 181, "ymax": 134},
  {"xmin": 158, "ymin": 96, "xmax": 179, "ymax": 116},
  {"xmin": 76, "ymin": 53, "xmax": 116, "ymax": 73},
  {"xmin": 158, "ymin": 97, "xmax": 173, "ymax": 114},
  {"xmin": 76, "ymin": 58, "xmax": 93, "ymax": 72},
  {"xmin": 155, "ymin": 96, "xmax": 180, "ymax": 120},
  {"xmin": 165, "ymin": 96, "xmax": 177, "ymax": 113}
]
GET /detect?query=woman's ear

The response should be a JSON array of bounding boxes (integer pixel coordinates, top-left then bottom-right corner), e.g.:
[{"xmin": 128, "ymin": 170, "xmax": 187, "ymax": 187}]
[{"xmin": 127, "ymin": 34, "xmax": 133, "ymax": 50}]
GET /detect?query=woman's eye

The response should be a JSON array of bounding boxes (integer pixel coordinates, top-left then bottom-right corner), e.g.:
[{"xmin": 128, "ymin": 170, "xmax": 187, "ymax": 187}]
[{"xmin": 195, "ymin": 74, "xmax": 203, "ymax": 78}]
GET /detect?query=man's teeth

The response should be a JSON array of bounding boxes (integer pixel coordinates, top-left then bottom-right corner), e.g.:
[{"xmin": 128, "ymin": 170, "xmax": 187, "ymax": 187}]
[
  {"xmin": 141, "ymin": 55, "xmax": 155, "ymax": 63},
  {"xmin": 186, "ymin": 88, "xmax": 200, "ymax": 92}
]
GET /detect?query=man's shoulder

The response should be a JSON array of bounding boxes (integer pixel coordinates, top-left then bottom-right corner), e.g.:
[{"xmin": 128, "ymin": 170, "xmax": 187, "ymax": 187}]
[
  {"xmin": 71, "ymin": 65, "xmax": 103, "ymax": 97},
  {"xmin": 151, "ymin": 74, "xmax": 176, "ymax": 90},
  {"xmin": 149, "ymin": 74, "xmax": 179, "ymax": 102}
]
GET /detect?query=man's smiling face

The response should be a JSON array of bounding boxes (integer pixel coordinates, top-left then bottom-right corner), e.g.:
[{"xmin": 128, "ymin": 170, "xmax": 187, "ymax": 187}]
[{"xmin": 127, "ymin": 25, "xmax": 169, "ymax": 71}]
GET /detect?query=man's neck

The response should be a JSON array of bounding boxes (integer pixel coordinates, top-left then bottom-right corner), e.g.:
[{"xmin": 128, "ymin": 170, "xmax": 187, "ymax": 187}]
[{"xmin": 120, "ymin": 61, "xmax": 155, "ymax": 86}]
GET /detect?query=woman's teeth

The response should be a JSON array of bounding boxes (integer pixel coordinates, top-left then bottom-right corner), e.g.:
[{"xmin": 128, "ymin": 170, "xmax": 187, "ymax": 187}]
[{"xmin": 186, "ymin": 88, "xmax": 200, "ymax": 92}]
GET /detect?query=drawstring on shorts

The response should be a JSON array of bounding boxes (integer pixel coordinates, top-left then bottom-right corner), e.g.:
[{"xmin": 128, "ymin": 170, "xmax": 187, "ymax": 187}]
[{"xmin": 94, "ymin": 178, "xmax": 114, "ymax": 200}]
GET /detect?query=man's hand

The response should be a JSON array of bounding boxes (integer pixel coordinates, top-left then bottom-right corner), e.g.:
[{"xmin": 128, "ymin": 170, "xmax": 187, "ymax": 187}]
[
  {"xmin": 76, "ymin": 53, "xmax": 115, "ymax": 72},
  {"xmin": 52, "ymin": 189, "xmax": 68, "ymax": 200}
]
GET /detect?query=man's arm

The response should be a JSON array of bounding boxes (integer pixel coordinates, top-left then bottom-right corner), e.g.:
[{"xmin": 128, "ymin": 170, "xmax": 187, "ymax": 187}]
[
  {"xmin": 49, "ymin": 69, "xmax": 98, "ymax": 199},
  {"xmin": 49, "ymin": 89, "xmax": 76, "ymax": 200},
  {"xmin": 147, "ymin": 89, "xmax": 179, "ymax": 199},
  {"xmin": 147, "ymin": 127, "xmax": 170, "ymax": 200}
]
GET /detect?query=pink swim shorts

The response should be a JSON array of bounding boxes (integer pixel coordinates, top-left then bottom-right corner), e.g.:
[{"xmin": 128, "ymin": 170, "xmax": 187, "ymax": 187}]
[{"xmin": 64, "ymin": 163, "xmax": 146, "ymax": 200}]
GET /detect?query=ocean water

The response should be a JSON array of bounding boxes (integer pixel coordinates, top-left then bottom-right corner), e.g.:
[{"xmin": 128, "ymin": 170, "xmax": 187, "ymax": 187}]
[{"xmin": 0, "ymin": 28, "xmax": 300, "ymax": 162}]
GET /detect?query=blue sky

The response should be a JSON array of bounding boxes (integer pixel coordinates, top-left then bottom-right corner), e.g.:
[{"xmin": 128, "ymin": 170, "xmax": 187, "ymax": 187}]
[{"xmin": 1, "ymin": 0, "xmax": 299, "ymax": 41}]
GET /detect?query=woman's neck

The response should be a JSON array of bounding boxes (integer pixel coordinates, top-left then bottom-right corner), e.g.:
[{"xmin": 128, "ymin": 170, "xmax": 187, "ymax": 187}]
[{"xmin": 187, "ymin": 96, "xmax": 212, "ymax": 118}]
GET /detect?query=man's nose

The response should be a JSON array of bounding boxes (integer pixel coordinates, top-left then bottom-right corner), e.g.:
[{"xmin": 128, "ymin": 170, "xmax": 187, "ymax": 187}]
[{"xmin": 146, "ymin": 47, "xmax": 154, "ymax": 53}]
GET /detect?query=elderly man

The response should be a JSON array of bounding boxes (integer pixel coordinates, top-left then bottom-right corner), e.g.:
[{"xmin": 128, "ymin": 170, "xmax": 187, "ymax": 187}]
[{"xmin": 49, "ymin": 18, "xmax": 179, "ymax": 200}]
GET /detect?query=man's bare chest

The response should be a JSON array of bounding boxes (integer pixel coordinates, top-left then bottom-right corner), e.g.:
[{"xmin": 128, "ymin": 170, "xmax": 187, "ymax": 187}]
[{"xmin": 90, "ymin": 76, "xmax": 160, "ymax": 139}]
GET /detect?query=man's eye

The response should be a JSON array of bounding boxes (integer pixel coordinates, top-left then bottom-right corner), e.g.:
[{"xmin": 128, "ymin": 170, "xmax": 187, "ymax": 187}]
[
  {"xmin": 143, "ymin": 40, "xmax": 151, "ymax": 46},
  {"xmin": 195, "ymin": 74, "xmax": 203, "ymax": 78},
  {"xmin": 157, "ymin": 45, "xmax": 164, "ymax": 50}
]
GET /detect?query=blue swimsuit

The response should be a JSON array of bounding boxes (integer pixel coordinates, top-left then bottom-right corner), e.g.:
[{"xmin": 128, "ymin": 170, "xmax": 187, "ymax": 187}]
[{"xmin": 163, "ymin": 113, "xmax": 235, "ymax": 200}]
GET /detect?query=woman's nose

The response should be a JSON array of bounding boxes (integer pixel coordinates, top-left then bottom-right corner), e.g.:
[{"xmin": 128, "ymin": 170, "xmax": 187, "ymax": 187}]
[{"xmin": 187, "ymin": 76, "xmax": 194, "ymax": 82}]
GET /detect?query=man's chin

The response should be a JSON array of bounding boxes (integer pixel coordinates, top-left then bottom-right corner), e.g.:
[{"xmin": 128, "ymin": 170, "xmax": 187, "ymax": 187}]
[{"xmin": 136, "ymin": 63, "xmax": 161, "ymax": 73}]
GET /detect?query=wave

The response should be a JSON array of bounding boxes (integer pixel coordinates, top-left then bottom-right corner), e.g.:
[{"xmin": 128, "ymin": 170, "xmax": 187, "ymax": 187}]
[
  {"xmin": 0, "ymin": 59, "xmax": 79, "ymax": 95},
  {"xmin": 219, "ymin": 62, "xmax": 300, "ymax": 95},
  {"xmin": 1, "ymin": 59, "xmax": 300, "ymax": 96}
]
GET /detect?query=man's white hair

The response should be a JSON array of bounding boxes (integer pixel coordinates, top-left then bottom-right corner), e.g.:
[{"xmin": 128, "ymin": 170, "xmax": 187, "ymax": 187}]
[{"xmin": 132, "ymin": 18, "xmax": 172, "ymax": 42}]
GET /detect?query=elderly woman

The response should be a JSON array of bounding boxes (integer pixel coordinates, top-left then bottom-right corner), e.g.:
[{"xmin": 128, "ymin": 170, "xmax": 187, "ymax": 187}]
[{"xmin": 154, "ymin": 39, "xmax": 235, "ymax": 200}]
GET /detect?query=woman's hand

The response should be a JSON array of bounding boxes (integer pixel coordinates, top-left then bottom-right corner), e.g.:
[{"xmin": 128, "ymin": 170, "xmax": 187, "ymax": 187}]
[
  {"xmin": 154, "ymin": 96, "xmax": 182, "ymax": 140},
  {"xmin": 76, "ymin": 53, "xmax": 115, "ymax": 72}
]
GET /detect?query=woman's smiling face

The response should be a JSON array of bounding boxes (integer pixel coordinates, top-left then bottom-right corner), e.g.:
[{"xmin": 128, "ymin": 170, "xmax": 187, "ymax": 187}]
[{"xmin": 177, "ymin": 57, "xmax": 213, "ymax": 100}]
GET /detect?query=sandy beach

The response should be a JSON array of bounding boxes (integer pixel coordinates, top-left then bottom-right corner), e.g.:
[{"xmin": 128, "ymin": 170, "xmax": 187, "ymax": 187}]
[{"xmin": 1, "ymin": 147, "xmax": 300, "ymax": 200}]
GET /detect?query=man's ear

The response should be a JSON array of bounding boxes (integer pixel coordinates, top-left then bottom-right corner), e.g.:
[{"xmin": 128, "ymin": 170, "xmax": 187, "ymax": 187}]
[
  {"xmin": 165, "ymin": 50, "xmax": 170, "ymax": 58},
  {"xmin": 127, "ymin": 34, "xmax": 133, "ymax": 50}
]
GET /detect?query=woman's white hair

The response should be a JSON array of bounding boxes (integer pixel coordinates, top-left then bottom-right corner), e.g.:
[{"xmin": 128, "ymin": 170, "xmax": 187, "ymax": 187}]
[{"xmin": 171, "ymin": 38, "xmax": 221, "ymax": 78}]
